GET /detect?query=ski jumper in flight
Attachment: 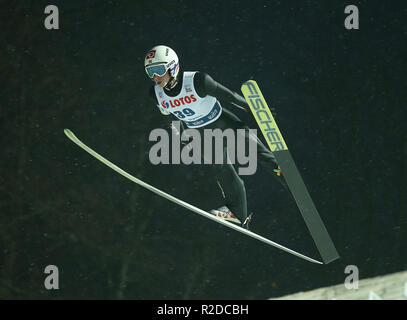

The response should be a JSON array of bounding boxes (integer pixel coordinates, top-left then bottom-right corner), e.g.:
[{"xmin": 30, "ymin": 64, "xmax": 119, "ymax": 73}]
[{"xmin": 145, "ymin": 45, "xmax": 288, "ymax": 229}]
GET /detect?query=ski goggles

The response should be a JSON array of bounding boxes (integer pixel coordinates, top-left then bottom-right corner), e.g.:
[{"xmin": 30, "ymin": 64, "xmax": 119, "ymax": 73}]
[{"xmin": 145, "ymin": 64, "xmax": 168, "ymax": 78}]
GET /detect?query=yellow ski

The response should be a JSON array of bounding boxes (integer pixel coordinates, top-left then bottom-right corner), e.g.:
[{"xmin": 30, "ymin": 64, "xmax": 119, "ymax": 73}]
[{"xmin": 241, "ymin": 80, "xmax": 339, "ymax": 264}]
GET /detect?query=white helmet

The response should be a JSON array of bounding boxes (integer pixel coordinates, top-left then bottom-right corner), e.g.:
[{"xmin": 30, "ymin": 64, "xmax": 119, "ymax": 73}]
[{"xmin": 144, "ymin": 45, "xmax": 180, "ymax": 79}]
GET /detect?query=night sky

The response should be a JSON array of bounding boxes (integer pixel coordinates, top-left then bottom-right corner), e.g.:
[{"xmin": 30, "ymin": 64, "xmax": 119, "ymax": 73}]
[{"xmin": 1, "ymin": 0, "xmax": 406, "ymax": 299}]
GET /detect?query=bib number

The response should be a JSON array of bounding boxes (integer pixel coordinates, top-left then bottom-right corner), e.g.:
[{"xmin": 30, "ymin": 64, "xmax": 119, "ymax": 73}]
[{"xmin": 174, "ymin": 108, "xmax": 195, "ymax": 119}]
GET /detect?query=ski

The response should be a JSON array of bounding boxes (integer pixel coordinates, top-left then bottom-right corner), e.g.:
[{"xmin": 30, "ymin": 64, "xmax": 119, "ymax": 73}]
[
  {"xmin": 64, "ymin": 128, "xmax": 323, "ymax": 264},
  {"xmin": 241, "ymin": 80, "xmax": 339, "ymax": 264}
]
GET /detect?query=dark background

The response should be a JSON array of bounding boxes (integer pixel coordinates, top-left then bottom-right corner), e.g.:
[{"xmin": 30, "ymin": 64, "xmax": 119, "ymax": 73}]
[{"xmin": 1, "ymin": 0, "xmax": 406, "ymax": 299}]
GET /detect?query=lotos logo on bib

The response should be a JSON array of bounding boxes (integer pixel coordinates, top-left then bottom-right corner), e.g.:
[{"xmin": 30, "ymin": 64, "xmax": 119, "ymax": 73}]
[
  {"xmin": 161, "ymin": 94, "xmax": 197, "ymax": 109},
  {"xmin": 161, "ymin": 100, "xmax": 170, "ymax": 109}
]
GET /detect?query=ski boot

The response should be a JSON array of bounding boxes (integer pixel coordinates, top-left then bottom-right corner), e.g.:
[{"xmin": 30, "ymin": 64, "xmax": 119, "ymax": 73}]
[
  {"xmin": 210, "ymin": 206, "xmax": 241, "ymax": 225},
  {"xmin": 273, "ymin": 166, "xmax": 290, "ymax": 191}
]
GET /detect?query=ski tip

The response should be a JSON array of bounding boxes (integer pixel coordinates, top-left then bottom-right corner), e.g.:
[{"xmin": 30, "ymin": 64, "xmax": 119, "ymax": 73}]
[
  {"xmin": 241, "ymin": 79, "xmax": 257, "ymax": 88},
  {"xmin": 64, "ymin": 128, "xmax": 76, "ymax": 140}
]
